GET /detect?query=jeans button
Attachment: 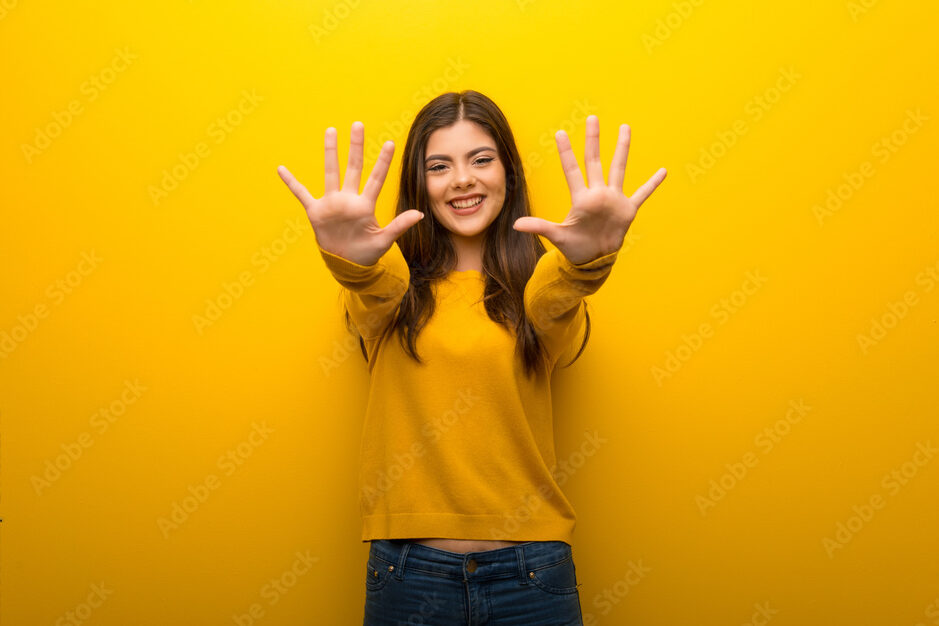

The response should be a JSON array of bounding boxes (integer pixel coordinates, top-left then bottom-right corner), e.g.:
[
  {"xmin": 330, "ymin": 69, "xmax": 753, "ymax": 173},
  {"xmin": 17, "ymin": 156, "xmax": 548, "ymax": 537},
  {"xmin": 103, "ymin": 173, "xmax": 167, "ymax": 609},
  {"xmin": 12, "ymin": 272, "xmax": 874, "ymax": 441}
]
[{"xmin": 467, "ymin": 558, "xmax": 478, "ymax": 573}]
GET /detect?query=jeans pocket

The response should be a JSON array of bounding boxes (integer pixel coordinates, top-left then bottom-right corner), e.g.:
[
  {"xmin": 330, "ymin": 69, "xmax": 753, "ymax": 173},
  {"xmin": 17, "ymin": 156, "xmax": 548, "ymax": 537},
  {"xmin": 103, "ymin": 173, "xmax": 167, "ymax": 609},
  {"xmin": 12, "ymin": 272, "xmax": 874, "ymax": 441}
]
[
  {"xmin": 365, "ymin": 557, "xmax": 392, "ymax": 592},
  {"xmin": 528, "ymin": 555, "xmax": 579, "ymax": 595}
]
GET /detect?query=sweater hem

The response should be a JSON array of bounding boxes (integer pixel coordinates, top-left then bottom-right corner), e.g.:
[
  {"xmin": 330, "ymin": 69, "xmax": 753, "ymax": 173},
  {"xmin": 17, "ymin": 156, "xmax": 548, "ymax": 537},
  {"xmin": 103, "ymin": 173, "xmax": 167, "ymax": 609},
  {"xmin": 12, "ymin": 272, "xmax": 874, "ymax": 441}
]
[{"xmin": 361, "ymin": 513, "xmax": 575, "ymax": 545}]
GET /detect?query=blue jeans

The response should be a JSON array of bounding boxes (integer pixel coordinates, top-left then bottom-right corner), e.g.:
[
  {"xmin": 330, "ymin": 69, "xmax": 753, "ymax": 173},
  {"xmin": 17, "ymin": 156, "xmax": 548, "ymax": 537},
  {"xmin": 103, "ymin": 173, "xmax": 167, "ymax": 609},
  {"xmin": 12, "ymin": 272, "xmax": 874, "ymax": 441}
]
[{"xmin": 363, "ymin": 539, "xmax": 584, "ymax": 625}]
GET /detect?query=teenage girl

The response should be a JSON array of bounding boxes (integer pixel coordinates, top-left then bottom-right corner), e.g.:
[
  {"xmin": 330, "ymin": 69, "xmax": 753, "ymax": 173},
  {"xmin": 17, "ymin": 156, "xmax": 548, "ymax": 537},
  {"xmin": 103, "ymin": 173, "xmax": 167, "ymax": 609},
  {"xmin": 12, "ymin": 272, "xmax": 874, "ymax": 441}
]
[{"xmin": 277, "ymin": 90, "xmax": 666, "ymax": 625}]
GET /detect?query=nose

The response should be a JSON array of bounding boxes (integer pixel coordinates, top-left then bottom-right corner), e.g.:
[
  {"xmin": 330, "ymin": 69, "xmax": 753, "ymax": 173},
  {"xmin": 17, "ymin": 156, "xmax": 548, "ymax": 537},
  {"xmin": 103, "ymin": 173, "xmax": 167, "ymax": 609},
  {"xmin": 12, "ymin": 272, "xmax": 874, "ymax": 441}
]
[{"xmin": 452, "ymin": 165, "xmax": 476, "ymax": 188}]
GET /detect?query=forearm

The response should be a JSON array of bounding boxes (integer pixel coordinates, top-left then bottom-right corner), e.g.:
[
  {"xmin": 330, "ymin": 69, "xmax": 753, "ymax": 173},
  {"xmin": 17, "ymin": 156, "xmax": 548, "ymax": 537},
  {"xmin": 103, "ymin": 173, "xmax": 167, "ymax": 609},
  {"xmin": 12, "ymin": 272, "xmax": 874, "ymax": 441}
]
[{"xmin": 318, "ymin": 241, "xmax": 411, "ymax": 340}]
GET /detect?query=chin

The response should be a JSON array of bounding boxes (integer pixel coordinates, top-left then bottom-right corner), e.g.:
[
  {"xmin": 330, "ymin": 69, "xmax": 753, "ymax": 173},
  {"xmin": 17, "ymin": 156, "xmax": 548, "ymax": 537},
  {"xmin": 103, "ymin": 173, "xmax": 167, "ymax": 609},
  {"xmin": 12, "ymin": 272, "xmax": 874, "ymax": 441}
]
[{"xmin": 448, "ymin": 225, "xmax": 485, "ymax": 238}]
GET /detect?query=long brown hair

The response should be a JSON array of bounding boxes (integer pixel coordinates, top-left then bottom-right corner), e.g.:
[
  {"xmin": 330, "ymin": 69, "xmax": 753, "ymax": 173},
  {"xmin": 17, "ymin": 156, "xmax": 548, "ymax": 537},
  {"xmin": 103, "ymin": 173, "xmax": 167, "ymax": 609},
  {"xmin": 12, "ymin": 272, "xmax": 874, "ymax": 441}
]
[{"xmin": 347, "ymin": 90, "xmax": 590, "ymax": 377}]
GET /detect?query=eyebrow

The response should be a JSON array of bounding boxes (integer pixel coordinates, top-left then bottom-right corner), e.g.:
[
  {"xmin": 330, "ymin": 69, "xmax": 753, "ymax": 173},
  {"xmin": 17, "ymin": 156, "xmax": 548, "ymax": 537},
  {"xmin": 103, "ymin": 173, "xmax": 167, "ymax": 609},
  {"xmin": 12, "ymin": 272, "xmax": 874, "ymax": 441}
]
[{"xmin": 424, "ymin": 146, "xmax": 496, "ymax": 164}]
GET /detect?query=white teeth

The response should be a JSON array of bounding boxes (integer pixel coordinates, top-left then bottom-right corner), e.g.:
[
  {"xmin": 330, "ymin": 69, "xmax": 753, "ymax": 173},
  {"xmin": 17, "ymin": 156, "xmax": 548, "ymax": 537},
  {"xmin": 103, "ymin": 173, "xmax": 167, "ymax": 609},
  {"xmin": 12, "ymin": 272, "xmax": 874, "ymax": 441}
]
[{"xmin": 451, "ymin": 196, "xmax": 483, "ymax": 209}]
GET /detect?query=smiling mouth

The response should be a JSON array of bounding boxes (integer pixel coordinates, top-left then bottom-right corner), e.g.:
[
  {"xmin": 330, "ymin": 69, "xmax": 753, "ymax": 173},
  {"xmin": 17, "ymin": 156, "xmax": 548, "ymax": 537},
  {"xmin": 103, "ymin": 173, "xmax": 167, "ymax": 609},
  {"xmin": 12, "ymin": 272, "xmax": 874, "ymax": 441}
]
[{"xmin": 449, "ymin": 195, "xmax": 485, "ymax": 209}]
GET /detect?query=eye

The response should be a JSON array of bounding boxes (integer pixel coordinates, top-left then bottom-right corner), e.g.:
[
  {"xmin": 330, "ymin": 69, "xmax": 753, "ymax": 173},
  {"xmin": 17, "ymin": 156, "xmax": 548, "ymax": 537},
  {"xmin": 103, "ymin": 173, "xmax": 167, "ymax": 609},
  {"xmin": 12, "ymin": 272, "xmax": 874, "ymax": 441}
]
[{"xmin": 427, "ymin": 156, "xmax": 493, "ymax": 173}]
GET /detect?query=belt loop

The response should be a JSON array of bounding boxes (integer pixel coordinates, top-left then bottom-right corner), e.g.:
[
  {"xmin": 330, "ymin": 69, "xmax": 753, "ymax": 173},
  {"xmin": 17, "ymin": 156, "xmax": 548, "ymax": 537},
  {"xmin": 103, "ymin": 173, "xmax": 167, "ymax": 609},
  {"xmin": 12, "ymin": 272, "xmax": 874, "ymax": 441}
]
[
  {"xmin": 395, "ymin": 542, "xmax": 410, "ymax": 580},
  {"xmin": 515, "ymin": 544, "xmax": 527, "ymax": 585}
]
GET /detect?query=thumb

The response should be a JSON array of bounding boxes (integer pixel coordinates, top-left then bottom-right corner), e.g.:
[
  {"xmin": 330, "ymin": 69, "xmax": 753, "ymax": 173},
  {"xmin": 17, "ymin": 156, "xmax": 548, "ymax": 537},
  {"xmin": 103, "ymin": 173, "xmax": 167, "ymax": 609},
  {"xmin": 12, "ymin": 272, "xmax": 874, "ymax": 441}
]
[
  {"xmin": 384, "ymin": 209, "xmax": 426, "ymax": 241},
  {"xmin": 513, "ymin": 216, "xmax": 560, "ymax": 240}
]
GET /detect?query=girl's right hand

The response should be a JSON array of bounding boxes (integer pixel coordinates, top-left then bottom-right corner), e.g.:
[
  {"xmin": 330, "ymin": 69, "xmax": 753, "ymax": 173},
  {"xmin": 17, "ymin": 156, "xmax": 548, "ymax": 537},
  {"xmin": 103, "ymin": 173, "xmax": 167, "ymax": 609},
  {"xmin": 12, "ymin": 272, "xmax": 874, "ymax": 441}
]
[{"xmin": 277, "ymin": 121, "xmax": 424, "ymax": 267}]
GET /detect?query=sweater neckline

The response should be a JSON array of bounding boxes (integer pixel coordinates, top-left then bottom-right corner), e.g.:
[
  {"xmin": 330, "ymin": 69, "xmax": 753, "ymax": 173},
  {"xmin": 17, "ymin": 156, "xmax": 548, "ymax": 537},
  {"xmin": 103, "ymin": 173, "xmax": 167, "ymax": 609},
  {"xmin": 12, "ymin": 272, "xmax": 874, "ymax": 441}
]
[{"xmin": 447, "ymin": 269, "xmax": 483, "ymax": 277}]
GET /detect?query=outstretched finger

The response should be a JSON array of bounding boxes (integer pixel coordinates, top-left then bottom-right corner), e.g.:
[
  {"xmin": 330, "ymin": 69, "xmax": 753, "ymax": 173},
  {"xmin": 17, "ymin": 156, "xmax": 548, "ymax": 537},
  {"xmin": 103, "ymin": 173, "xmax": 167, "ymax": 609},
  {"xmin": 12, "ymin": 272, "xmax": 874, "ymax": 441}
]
[
  {"xmin": 512, "ymin": 216, "xmax": 562, "ymax": 243},
  {"xmin": 629, "ymin": 168, "xmax": 668, "ymax": 208},
  {"xmin": 277, "ymin": 165, "xmax": 316, "ymax": 209},
  {"xmin": 584, "ymin": 115, "xmax": 604, "ymax": 187},
  {"xmin": 609, "ymin": 124, "xmax": 631, "ymax": 191},
  {"xmin": 383, "ymin": 209, "xmax": 425, "ymax": 243},
  {"xmin": 324, "ymin": 127, "xmax": 340, "ymax": 193},
  {"xmin": 343, "ymin": 121, "xmax": 364, "ymax": 194},
  {"xmin": 362, "ymin": 140, "xmax": 395, "ymax": 205},
  {"xmin": 555, "ymin": 130, "xmax": 586, "ymax": 197}
]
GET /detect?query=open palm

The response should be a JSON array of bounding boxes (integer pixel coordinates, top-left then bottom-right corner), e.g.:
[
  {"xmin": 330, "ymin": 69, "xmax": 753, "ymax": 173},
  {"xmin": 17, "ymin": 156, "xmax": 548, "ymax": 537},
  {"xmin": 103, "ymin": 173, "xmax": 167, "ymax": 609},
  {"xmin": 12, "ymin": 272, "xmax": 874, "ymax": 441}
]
[
  {"xmin": 277, "ymin": 122, "xmax": 423, "ymax": 267},
  {"xmin": 513, "ymin": 115, "xmax": 667, "ymax": 265}
]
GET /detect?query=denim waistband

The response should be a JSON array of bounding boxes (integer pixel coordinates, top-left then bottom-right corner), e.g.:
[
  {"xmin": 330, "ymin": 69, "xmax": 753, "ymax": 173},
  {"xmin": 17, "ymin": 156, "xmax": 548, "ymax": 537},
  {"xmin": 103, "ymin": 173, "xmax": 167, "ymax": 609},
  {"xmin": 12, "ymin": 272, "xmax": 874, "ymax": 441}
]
[{"xmin": 368, "ymin": 539, "xmax": 573, "ymax": 583}]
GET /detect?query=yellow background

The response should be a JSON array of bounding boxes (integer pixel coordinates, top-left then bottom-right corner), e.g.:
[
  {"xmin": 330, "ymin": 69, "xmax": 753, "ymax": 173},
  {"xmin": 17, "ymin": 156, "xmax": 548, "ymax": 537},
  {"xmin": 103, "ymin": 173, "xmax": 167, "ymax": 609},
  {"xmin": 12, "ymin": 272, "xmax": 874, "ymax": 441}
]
[{"xmin": 2, "ymin": 1, "xmax": 937, "ymax": 624}]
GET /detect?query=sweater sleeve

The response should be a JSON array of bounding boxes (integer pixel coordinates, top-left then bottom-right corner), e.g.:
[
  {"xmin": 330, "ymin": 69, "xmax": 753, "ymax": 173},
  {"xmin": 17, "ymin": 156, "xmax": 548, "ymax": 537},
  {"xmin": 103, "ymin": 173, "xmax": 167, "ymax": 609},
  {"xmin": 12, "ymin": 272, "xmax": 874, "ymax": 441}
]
[
  {"xmin": 524, "ymin": 246, "xmax": 619, "ymax": 367},
  {"xmin": 317, "ymin": 241, "xmax": 411, "ymax": 342}
]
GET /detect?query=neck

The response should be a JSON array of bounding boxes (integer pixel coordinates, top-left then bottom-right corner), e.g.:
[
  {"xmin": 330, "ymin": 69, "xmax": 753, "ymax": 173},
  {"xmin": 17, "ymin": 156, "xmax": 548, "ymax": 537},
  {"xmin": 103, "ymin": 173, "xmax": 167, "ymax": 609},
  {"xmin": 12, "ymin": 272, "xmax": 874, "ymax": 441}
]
[{"xmin": 451, "ymin": 232, "xmax": 484, "ymax": 272}]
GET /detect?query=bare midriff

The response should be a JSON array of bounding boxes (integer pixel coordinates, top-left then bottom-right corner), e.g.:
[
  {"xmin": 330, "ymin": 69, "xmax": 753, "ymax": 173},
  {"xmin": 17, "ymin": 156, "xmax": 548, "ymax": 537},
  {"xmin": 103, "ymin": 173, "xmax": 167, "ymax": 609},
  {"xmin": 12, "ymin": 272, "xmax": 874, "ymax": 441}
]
[{"xmin": 405, "ymin": 538, "xmax": 524, "ymax": 553}]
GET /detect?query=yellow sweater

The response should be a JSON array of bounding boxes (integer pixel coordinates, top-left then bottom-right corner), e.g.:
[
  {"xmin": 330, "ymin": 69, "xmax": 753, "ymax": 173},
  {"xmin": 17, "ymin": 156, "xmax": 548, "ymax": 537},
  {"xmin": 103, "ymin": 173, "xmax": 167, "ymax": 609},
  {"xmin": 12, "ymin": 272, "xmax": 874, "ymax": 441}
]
[{"xmin": 318, "ymin": 240, "xmax": 619, "ymax": 545}]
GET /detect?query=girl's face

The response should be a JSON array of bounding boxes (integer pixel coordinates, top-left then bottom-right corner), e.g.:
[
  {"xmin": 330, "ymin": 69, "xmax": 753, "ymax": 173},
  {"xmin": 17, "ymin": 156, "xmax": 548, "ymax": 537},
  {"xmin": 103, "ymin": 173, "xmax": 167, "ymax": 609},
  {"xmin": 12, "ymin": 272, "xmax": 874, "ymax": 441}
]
[{"xmin": 424, "ymin": 119, "xmax": 507, "ymax": 242}]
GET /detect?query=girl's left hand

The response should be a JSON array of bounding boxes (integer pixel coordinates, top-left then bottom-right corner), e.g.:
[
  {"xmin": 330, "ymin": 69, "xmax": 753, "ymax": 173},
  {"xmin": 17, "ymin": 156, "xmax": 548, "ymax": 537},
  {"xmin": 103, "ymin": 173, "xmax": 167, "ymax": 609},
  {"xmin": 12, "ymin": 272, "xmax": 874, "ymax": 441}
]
[{"xmin": 513, "ymin": 115, "xmax": 667, "ymax": 265}]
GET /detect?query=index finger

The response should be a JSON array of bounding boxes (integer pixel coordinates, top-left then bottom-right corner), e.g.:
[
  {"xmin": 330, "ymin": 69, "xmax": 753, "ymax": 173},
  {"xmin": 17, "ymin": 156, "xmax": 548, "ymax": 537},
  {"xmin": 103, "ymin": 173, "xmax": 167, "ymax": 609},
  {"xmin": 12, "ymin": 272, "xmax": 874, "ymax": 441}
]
[{"xmin": 361, "ymin": 140, "xmax": 395, "ymax": 205}]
